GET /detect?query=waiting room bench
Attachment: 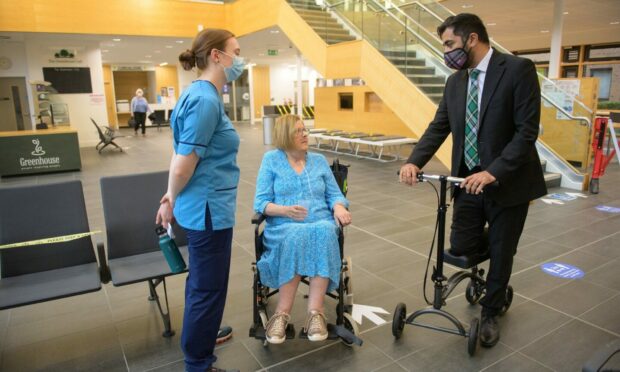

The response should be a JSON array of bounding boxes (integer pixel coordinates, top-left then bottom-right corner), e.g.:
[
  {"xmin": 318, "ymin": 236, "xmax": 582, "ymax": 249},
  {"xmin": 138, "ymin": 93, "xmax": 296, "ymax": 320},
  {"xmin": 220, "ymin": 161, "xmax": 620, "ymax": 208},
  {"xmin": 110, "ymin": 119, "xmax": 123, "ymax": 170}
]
[
  {"xmin": 0, "ymin": 181, "xmax": 103, "ymax": 310},
  {"xmin": 309, "ymin": 130, "xmax": 418, "ymax": 162}
]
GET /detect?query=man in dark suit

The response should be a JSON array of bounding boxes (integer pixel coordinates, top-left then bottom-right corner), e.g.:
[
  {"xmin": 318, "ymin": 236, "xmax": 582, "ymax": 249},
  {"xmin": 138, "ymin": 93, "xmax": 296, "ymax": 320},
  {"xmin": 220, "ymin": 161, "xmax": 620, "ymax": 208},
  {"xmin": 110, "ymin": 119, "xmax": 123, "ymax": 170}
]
[{"xmin": 400, "ymin": 13, "xmax": 547, "ymax": 347}]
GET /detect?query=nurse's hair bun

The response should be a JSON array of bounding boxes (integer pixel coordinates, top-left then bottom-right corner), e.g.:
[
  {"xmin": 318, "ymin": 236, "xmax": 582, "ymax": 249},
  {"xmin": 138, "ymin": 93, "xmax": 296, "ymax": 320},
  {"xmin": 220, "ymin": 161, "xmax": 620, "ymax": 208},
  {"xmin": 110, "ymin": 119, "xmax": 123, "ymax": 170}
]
[{"xmin": 179, "ymin": 49, "xmax": 196, "ymax": 71}]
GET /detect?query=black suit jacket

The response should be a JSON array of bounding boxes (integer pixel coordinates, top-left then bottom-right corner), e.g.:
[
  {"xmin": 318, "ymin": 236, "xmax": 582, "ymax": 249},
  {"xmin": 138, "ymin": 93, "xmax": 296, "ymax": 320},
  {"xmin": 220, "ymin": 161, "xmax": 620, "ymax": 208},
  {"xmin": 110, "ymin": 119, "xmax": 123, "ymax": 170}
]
[{"xmin": 408, "ymin": 49, "xmax": 547, "ymax": 207}]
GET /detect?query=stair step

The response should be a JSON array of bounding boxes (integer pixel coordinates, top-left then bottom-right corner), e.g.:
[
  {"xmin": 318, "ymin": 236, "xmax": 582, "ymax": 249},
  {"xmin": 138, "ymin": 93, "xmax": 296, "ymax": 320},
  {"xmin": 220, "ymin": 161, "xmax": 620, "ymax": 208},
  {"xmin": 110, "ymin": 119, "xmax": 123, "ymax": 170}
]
[
  {"xmin": 541, "ymin": 159, "xmax": 547, "ymax": 171},
  {"xmin": 408, "ymin": 75, "xmax": 446, "ymax": 84},
  {"xmin": 417, "ymin": 85, "xmax": 444, "ymax": 94},
  {"xmin": 309, "ymin": 26, "xmax": 351, "ymax": 35},
  {"xmin": 295, "ymin": 9, "xmax": 331, "ymax": 17},
  {"xmin": 427, "ymin": 93, "xmax": 443, "ymax": 103},
  {"xmin": 386, "ymin": 56, "xmax": 427, "ymax": 65},
  {"xmin": 288, "ymin": 2, "xmax": 324, "ymax": 11},
  {"xmin": 396, "ymin": 66, "xmax": 436, "ymax": 75},
  {"xmin": 544, "ymin": 172, "xmax": 562, "ymax": 188},
  {"xmin": 381, "ymin": 50, "xmax": 418, "ymax": 58}
]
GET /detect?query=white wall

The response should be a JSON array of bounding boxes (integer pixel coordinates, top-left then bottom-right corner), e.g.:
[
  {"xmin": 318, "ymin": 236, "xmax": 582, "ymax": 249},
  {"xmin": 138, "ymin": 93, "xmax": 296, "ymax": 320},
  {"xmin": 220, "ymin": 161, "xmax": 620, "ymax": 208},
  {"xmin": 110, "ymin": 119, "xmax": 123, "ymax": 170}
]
[
  {"xmin": 24, "ymin": 35, "xmax": 108, "ymax": 147},
  {"xmin": 269, "ymin": 64, "xmax": 320, "ymax": 106}
]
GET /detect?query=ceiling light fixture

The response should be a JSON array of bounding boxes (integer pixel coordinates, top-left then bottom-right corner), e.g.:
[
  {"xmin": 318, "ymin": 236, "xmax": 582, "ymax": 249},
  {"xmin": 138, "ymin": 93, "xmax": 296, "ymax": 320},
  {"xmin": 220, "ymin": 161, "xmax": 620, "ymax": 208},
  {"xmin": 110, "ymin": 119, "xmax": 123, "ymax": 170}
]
[
  {"xmin": 176, "ymin": 40, "xmax": 184, "ymax": 44},
  {"xmin": 270, "ymin": 30, "xmax": 280, "ymax": 34},
  {"xmin": 112, "ymin": 38, "xmax": 121, "ymax": 42},
  {"xmin": 540, "ymin": 30, "xmax": 550, "ymax": 33},
  {"xmin": 159, "ymin": 62, "xmax": 169, "ymax": 66},
  {"xmin": 461, "ymin": 4, "xmax": 473, "ymax": 9},
  {"xmin": 486, "ymin": 22, "xmax": 497, "ymax": 26},
  {"xmin": 563, "ymin": 11, "xmax": 569, "ymax": 15},
  {"xmin": 165, "ymin": 45, "xmax": 173, "ymax": 48},
  {"xmin": 610, "ymin": 21, "xmax": 620, "ymax": 25}
]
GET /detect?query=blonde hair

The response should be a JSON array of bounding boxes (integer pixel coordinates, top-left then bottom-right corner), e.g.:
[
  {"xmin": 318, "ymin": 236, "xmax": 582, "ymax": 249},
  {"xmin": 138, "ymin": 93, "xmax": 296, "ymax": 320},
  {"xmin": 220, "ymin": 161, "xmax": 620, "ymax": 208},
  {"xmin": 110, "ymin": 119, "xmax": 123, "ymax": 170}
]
[{"xmin": 273, "ymin": 114, "xmax": 303, "ymax": 150}]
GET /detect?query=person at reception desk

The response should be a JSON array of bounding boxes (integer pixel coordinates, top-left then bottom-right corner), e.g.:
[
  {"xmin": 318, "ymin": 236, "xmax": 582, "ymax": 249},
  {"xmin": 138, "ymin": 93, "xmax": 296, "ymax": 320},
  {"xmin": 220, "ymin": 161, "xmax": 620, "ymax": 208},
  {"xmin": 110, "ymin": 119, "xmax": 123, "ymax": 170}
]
[
  {"xmin": 399, "ymin": 13, "xmax": 546, "ymax": 348},
  {"xmin": 155, "ymin": 28, "xmax": 245, "ymax": 372},
  {"xmin": 131, "ymin": 88, "xmax": 151, "ymax": 136}
]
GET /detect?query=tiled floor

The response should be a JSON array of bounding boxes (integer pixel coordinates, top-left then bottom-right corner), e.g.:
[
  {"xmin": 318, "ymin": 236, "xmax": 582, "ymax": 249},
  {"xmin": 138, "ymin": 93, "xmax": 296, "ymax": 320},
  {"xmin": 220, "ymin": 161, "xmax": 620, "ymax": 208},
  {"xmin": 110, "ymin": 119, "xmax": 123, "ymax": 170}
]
[{"xmin": 1, "ymin": 124, "xmax": 619, "ymax": 372}]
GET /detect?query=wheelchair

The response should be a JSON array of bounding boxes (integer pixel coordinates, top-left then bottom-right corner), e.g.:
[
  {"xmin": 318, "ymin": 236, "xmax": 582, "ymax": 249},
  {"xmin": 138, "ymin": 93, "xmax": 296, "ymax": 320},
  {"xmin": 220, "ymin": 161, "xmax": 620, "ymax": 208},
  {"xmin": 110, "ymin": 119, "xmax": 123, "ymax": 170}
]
[
  {"xmin": 392, "ymin": 173, "xmax": 513, "ymax": 356},
  {"xmin": 248, "ymin": 159, "xmax": 362, "ymax": 347}
]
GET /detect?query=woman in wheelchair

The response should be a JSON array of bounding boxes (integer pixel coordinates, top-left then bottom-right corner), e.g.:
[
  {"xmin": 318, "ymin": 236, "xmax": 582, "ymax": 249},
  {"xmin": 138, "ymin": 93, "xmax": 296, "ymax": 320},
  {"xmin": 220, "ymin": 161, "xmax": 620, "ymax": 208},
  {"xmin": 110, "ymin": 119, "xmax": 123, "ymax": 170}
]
[{"xmin": 253, "ymin": 114, "xmax": 352, "ymax": 344}]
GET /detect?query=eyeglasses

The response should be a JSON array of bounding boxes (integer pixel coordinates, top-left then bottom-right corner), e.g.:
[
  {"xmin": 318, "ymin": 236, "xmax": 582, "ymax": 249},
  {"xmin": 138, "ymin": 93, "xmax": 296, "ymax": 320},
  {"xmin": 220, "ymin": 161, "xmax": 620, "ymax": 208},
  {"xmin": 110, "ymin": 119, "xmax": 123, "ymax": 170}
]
[{"xmin": 295, "ymin": 128, "xmax": 309, "ymax": 136}]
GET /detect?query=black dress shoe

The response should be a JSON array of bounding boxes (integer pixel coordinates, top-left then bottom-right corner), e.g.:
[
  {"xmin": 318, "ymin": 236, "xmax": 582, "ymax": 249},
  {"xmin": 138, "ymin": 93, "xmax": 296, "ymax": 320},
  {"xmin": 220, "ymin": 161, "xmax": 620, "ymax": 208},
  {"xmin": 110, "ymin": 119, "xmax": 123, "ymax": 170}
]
[{"xmin": 480, "ymin": 313, "xmax": 500, "ymax": 347}]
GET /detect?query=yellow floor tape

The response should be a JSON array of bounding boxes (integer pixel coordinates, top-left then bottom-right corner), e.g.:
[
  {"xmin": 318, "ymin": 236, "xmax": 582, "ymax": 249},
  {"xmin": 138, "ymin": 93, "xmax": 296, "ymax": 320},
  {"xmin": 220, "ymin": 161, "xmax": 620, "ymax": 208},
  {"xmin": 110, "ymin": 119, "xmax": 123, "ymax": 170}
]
[{"xmin": 0, "ymin": 231, "xmax": 101, "ymax": 250}]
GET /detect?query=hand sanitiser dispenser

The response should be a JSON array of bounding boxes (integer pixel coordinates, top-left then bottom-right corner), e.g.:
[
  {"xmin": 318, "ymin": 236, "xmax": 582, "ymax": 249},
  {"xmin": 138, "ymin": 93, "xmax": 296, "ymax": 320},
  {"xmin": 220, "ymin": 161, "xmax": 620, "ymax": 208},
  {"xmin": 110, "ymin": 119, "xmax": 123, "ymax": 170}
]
[{"xmin": 156, "ymin": 225, "xmax": 186, "ymax": 273}]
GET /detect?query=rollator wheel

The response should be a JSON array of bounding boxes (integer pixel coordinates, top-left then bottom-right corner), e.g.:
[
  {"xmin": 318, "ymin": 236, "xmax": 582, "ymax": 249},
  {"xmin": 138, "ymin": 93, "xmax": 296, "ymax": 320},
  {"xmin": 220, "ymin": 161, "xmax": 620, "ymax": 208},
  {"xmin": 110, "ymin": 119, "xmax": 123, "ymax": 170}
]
[
  {"xmin": 392, "ymin": 302, "xmax": 407, "ymax": 339},
  {"xmin": 468, "ymin": 317, "xmax": 479, "ymax": 356},
  {"xmin": 465, "ymin": 280, "xmax": 482, "ymax": 305},
  {"xmin": 499, "ymin": 286, "xmax": 514, "ymax": 316},
  {"xmin": 341, "ymin": 313, "xmax": 359, "ymax": 347},
  {"xmin": 590, "ymin": 178, "xmax": 599, "ymax": 194}
]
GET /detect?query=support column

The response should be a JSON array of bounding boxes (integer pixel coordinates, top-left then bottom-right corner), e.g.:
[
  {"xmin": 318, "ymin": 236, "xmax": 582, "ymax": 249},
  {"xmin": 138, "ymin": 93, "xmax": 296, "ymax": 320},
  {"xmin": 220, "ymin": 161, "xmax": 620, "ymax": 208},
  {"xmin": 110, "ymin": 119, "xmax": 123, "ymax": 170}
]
[
  {"xmin": 548, "ymin": 0, "xmax": 564, "ymax": 78},
  {"xmin": 296, "ymin": 51, "xmax": 303, "ymax": 117}
]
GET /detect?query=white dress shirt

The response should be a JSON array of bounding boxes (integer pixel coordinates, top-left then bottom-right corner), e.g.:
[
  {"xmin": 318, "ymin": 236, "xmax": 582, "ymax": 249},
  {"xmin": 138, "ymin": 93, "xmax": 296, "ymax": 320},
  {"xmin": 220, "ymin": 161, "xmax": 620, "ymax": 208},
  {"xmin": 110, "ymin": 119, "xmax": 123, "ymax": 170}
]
[{"xmin": 468, "ymin": 47, "xmax": 494, "ymax": 111}]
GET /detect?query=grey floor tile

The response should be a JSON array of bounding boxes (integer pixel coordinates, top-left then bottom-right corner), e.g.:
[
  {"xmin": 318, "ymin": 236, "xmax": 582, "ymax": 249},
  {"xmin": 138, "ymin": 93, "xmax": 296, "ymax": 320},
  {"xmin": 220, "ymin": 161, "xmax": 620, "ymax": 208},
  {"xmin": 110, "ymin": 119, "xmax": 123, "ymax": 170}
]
[
  {"xmin": 553, "ymin": 250, "xmax": 610, "ymax": 273},
  {"xmin": 533, "ymin": 280, "xmax": 618, "ymax": 317},
  {"xmin": 515, "ymin": 240, "xmax": 573, "ymax": 264},
  {"xmin": 510, "ymin": 266, "xmax": 575, "ymax": 299},
  {"xmin": 579, "ymin": 233, "xmax": 620, "ymax": 259},
  {"xmin": 397, "ymin": 332, "xmax": 514, "ymax": 371},
  {"xmin": 498, "ymin": 300, "xmax": 570, "ymax": 350},
  {"xmin": 580, "ymin": 294, "xmax": 620, "ymax": 335},
  {"xmin": 1, "ymin": 325, "xmax": 123, "ymax": 371},
  {"xmin": 268, "ymin": 342, "xmax": 393, "ymax": 372},
  {"xmin": 373, "ymin": 362, "xmax": 408, "ymax": 372},
  {"xmin": 584, "ymin": 259, "xmax": 620, "ymax": 291},
  {"xmin": 483, "ymin": 352, "xmax": 553, "ymax": 372},
  {"xmin": 521, "ymin": 319, "xmax": 618, "ymax": 371}
]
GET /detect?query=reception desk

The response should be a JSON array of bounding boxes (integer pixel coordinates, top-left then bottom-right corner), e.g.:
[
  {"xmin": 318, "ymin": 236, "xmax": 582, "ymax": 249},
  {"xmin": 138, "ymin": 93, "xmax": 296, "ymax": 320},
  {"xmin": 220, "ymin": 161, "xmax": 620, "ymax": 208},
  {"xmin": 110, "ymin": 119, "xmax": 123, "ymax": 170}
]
[{"xmin": 0, "ymin": 127, "xmax": 82, "ymax": 177}]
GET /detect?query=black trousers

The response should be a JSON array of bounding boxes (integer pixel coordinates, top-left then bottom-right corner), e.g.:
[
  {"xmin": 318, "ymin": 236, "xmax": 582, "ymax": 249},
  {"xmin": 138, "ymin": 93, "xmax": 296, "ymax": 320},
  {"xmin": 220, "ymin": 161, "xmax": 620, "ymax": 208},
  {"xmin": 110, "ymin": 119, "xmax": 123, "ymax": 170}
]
[
  {"xmin": 449, "ymin": 188, "xmax": 529, "ymax": 315},
  {"xmin": 134, "ymin": 112, "xmax": 146, "ymax": 134}
]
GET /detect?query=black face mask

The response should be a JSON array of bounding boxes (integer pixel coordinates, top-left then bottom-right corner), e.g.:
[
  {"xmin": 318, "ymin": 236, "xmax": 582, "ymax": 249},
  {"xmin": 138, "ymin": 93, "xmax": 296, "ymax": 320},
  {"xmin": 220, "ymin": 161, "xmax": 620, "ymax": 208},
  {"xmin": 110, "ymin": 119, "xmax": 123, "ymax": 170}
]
[{"xmin": 443, "ymin": 35, "xmax": 472, "ymax": 70}]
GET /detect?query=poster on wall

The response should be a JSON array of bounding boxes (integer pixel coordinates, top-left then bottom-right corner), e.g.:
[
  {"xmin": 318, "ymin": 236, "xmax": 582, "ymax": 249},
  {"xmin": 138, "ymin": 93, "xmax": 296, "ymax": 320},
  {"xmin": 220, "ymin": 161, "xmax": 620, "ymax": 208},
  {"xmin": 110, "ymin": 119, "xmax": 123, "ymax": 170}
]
[{"xmin": 541, "ymin": 79, "xmax": 580, "ymax": 120}]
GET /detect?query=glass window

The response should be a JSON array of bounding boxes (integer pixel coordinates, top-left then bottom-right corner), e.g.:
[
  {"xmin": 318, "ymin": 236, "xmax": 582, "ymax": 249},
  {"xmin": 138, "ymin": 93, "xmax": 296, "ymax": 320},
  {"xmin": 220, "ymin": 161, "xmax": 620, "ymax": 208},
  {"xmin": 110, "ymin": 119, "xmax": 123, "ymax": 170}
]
[{"xmin": 589, "ymin": 68, "xmax": 612, "ymax": 100}]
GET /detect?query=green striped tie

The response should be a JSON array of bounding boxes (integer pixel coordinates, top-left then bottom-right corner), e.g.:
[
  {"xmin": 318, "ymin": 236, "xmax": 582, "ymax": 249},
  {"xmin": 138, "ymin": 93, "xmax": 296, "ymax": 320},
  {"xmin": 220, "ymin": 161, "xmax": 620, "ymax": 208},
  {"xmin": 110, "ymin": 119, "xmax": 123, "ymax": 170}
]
[{"xmin": 465, "ymin": 69, "xmax": 481, "ymax": 170}]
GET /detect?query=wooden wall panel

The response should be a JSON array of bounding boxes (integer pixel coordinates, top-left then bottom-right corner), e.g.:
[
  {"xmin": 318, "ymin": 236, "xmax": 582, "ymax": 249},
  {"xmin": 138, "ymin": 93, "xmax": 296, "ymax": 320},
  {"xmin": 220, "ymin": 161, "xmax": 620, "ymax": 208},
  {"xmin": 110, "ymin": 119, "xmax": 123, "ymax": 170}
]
[
  {"xmin": 252, "ymin": 65, "xmax": 271, "ymax": 118},
  {"xmin": 155, "ymin": 66, "xmax": 180, "ymax": 100},
  {"xmin": 102, "ymin": 64, "xmax": 118, "ymax": 128}
]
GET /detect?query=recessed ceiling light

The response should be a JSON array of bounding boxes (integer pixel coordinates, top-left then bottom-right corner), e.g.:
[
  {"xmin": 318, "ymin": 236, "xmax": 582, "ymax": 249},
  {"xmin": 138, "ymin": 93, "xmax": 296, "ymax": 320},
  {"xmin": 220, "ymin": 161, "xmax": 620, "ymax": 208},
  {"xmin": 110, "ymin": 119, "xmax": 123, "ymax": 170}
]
[
  {"xmin": 461, "ymin": 4, "xmax": 474, "ymax": 8},
  {"xmin": 102, "ymin": 49, "xmax": 109, "ymax": 53},
  {"xmin": 540, "ymin": 30, "xmax": 550, "ymax": 33},
  {"xmin": 563, "ymin": 11, "xmax": 569, "ymax": 15},
  {"xmin": 159, "ymin": 62, "xmax": 169, "ymax": 66},
  {"xmin": 486, "ymin": 22, "xmax": 497, "ymax": 26},
  {"xmin": 165, "ymin": 45, "xmax": 173, "ymax": 48},
  {"xmin": 112, "ymin": 38, "xmax": 121, "ymax": 42},
  {"xmin": 611, "ymin": 21, "xmax": 620, "ymax": 25},
  {"xmin": 270, "ymin": 30, "xmax": 280, "ymax": 34},
  {"xmin": 176, "ymin": 40, "xmax": 184, "ymax": 44}
]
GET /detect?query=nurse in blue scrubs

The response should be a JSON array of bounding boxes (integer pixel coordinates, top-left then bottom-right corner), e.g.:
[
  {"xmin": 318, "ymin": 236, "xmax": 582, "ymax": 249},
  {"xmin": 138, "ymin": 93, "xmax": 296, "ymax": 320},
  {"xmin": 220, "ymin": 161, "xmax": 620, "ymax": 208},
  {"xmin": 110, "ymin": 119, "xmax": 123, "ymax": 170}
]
[{"xmin": 155, "ymin": 28, "xmax": 243, "ymax": 372}]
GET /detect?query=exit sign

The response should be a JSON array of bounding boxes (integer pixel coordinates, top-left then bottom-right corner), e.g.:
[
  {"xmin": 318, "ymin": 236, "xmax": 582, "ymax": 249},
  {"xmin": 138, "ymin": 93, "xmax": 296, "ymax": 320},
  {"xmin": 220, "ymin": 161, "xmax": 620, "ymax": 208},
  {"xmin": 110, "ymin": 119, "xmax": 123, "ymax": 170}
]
[{"xmin": 267, "ymin": 49, "xmax": 278, "ymax": 56}]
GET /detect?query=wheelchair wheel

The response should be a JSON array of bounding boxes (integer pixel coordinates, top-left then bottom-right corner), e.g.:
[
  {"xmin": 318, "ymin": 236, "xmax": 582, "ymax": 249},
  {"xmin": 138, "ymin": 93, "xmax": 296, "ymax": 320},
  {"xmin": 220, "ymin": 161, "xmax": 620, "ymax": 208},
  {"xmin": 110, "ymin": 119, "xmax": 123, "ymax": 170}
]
[
  {"xmin": 341, "ymin": 313, "xmax": 359, "ymax": 347},
  {"xmin": 465, "ymin": 280, "xmax": 482, "ymax": 305},
  {"xmin": 343, "ymin": 256, "xmax": 353, "ymax": 296},
  {"xmin": 259, "ymin": 310, "xmax": 269, "ymax": 347},
  {"xmin": 392, "ymin": 302, "xmax": 406, "ymax": 339},
  {"xmin": 468, "ymin": 317, "xmax": 479, "ymax": 356},
  {"xmin": 499, "ymin": 285, "xmax": 514, "ymax": 315}
]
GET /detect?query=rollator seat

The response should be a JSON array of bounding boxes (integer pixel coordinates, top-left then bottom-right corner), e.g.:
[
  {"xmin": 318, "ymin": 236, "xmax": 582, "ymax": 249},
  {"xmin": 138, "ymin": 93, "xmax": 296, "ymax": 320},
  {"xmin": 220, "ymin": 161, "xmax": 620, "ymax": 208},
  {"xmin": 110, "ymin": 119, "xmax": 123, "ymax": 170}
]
[{"xmin": 444, "ymin": 249, "xmax": 490, "ymax": 269}]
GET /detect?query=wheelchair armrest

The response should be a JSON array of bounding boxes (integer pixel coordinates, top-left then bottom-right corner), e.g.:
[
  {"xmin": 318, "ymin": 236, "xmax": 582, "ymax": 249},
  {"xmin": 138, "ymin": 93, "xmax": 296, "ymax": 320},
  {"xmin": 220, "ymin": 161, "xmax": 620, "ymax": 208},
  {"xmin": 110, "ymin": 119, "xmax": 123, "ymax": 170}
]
[{"xmin": 252, "ymin": 212, "xmax": 266, "ymax": 225}]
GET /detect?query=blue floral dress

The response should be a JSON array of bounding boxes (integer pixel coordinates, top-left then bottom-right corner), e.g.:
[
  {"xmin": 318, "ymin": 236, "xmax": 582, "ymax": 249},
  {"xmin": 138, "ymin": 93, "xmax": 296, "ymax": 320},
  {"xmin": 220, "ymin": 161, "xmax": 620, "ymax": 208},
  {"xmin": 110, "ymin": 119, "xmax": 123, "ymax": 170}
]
[{"xmin": 254, "ymin": 150, "xmax": 349, "ymax": 292}]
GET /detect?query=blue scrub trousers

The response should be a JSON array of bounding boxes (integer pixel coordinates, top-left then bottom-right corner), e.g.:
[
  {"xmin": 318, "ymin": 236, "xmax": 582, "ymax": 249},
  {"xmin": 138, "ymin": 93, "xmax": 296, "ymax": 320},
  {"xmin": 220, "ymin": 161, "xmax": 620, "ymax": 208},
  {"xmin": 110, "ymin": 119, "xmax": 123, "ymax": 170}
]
[{"xmin": 181, "ymin": 205, "xmax": 233, "ymax": 371}]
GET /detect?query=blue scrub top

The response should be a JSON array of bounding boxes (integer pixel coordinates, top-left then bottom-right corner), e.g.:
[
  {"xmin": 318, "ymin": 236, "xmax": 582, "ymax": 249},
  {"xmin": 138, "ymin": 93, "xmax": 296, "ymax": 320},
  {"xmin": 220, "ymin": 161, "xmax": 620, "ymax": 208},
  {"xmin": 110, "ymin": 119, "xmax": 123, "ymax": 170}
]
[{"xmin": 170, "ymin": 80, "xmax": 240, "ymax": 231}]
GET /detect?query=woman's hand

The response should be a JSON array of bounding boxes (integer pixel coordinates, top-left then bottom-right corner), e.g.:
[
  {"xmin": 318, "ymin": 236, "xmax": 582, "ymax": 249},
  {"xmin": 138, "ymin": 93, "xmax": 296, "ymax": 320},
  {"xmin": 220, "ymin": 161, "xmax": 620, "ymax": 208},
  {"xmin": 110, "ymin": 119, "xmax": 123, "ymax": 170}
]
[
  {"xmin": 333, "ymin": 204, "xmax": 351, "ymax": 227},
  {"xmin": 285, "ymin": 205, "xmax": 308, "ymax": 221},
  {"xmin": 155, "ymin": 193, "xmax": 175, "ymax": 229}
]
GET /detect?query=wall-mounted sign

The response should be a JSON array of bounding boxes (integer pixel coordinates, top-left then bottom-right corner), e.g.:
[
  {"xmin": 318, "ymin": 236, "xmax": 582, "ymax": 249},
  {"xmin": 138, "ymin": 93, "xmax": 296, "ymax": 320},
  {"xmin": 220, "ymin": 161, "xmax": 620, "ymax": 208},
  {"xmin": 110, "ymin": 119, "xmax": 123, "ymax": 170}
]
[{"xmin": 267, "ymin": 49, "xmax": 278, "ymax": 56}]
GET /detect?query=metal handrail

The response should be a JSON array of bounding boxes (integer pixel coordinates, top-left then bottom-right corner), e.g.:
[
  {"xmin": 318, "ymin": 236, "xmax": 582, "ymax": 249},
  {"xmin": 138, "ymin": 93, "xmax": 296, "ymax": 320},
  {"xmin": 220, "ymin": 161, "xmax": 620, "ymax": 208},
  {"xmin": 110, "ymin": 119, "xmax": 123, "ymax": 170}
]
[{"xmin": 541, "ymin": 92, "xmax": 592, "ymax": 128}]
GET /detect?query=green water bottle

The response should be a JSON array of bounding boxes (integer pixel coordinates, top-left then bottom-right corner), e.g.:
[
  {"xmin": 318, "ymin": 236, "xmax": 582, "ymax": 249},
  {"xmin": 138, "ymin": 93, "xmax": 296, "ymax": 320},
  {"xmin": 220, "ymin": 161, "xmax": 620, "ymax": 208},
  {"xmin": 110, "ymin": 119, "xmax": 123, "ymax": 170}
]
[{"xmin": 156, "ymin": 225, "xmax": 186, "ymax": 273}]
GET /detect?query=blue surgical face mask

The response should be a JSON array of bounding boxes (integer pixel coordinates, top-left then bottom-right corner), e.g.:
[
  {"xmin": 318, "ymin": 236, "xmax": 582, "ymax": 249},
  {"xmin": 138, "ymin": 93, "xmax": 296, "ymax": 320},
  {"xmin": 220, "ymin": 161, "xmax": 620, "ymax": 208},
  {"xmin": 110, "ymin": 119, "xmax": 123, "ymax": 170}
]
[{"xmin": 217, "ymin": 50, "xmax": 245, "ymax": 82}]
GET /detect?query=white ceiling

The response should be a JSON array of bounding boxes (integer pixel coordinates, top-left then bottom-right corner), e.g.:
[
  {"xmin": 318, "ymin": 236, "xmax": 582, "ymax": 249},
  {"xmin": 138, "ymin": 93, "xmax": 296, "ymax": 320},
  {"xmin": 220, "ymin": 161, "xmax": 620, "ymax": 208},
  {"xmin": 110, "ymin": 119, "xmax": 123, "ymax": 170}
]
[{"xmin": 440, "ymin": 0, "xmax": 620, "ymax": 51}]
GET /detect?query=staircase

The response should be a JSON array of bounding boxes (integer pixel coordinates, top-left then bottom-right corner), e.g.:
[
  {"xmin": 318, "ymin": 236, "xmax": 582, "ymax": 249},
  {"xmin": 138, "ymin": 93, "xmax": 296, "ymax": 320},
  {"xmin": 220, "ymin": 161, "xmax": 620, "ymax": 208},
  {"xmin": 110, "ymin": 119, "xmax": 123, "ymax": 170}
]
[
  {"xmin": 287, "ymin": 1, "xmax": 356, "ymax": 45},
  {"xmin": 541, "ymin": 160, "xmax": 561, "ymax": 189},
  {"xmin": 382, "ymin": 50, "xmax": 445, "ymax": 104}
]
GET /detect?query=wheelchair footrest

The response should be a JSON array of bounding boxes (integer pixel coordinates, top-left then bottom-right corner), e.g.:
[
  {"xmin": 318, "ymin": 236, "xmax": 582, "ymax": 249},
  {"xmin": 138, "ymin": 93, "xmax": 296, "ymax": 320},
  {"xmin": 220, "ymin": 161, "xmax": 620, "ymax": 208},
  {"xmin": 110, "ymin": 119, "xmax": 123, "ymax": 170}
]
[
  {"xmin": 250, "ymin": 323, "xmax": 296, "ymax": 340},
  {"xmin": 444, "ymin": 249, "xmax": 489, "ymax": 269},
  {"xmin": 298, "ymin": 323, "xmax": 341, "ymax": 340}
]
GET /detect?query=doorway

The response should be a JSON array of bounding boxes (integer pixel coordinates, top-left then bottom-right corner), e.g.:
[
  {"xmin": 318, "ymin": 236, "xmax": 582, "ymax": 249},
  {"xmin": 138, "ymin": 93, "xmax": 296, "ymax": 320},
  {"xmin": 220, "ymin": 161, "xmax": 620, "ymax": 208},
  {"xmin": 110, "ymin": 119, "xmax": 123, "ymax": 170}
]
[{"xmin": 0, "ymin": 77, "xmax": 31, "ymax": 132}]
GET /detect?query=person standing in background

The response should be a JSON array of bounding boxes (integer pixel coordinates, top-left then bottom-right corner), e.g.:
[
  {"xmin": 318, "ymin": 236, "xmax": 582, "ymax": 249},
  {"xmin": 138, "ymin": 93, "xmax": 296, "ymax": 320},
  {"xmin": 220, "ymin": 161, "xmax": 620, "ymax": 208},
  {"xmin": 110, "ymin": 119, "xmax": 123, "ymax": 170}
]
[{"xmin": 131, "ymin": 88, "xmax": 151, "ymax": 136}]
